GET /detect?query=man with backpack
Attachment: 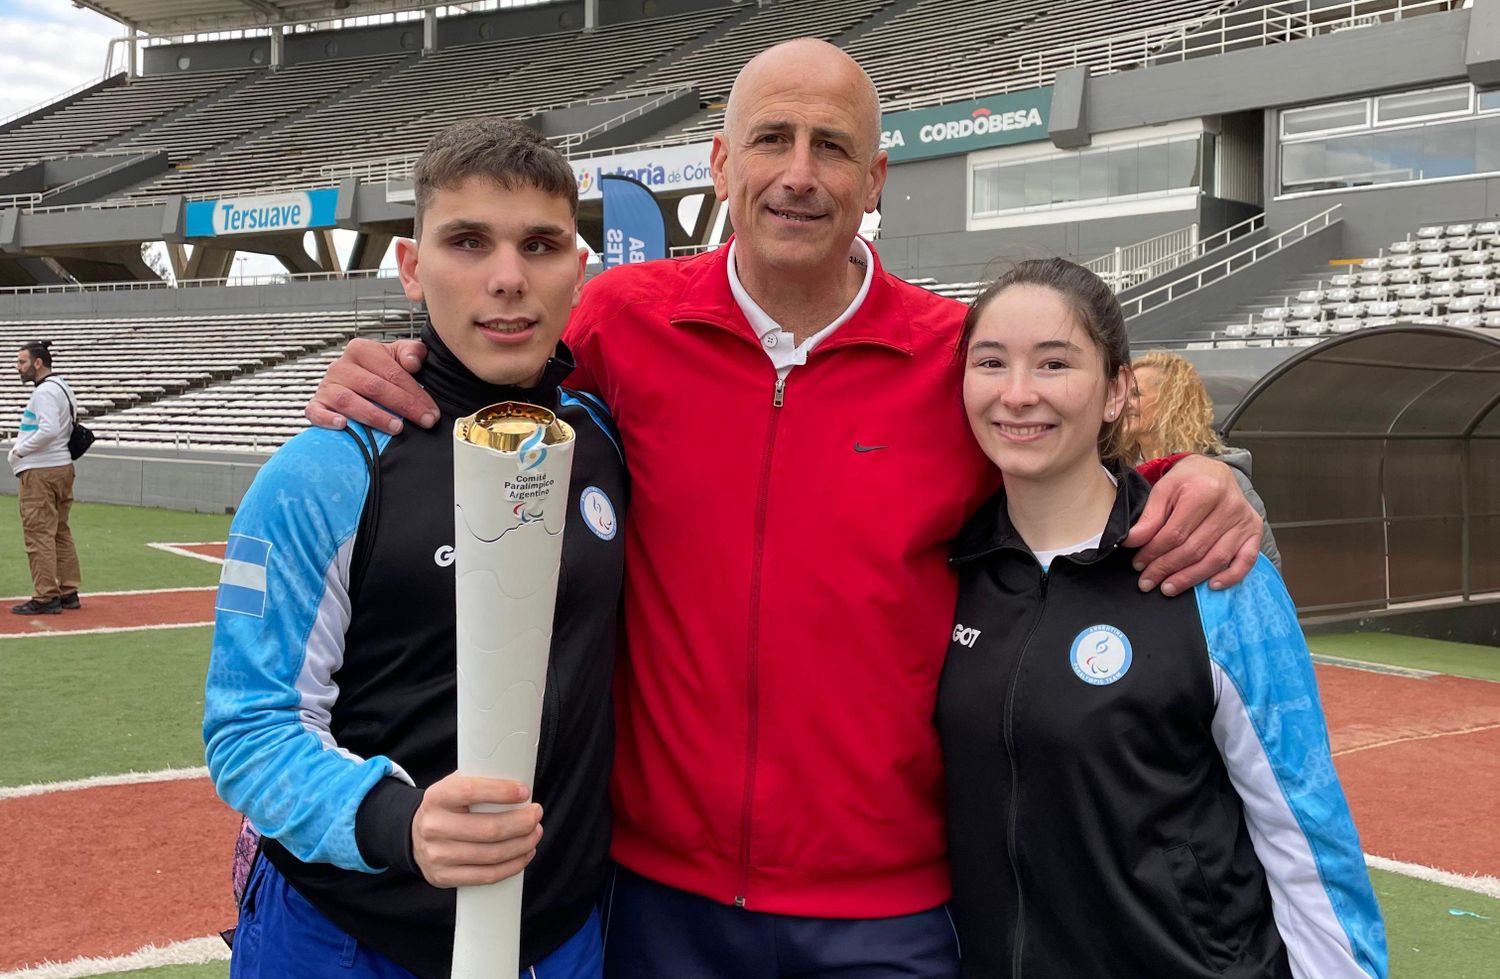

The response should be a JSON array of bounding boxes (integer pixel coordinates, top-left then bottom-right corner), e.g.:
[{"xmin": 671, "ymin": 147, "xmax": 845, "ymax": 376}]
[{"xmin": 10, "ymin": 341, "xmax": 83, "ymax": 614}]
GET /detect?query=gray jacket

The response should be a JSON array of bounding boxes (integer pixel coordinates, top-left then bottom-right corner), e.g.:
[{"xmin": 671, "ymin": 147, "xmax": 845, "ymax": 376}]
[{"xmin": 1213, "ymin": 446, "xmax": 1282, "ymax": 569}]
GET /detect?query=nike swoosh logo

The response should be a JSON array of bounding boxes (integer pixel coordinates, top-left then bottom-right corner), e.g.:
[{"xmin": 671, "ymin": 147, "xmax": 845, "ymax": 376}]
[{"xmin": 853, "ymin": 442, "xmax": 889, "ymax": 453}]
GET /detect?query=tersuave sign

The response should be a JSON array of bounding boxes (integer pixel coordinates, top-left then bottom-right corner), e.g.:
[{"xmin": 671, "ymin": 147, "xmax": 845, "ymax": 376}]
[
  {"xmin": 185, "ymin": 188, "xmax": 339, "ymax": 237},
  {"xmin": 880, "ymin": 88, "xmax": 1052, "ymax": 164}
]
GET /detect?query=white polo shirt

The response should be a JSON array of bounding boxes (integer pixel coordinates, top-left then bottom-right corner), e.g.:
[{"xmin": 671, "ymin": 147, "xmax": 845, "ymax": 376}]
[{"xmin": 726, "ymin": 237, "xmax": 874, "ymax": 379}]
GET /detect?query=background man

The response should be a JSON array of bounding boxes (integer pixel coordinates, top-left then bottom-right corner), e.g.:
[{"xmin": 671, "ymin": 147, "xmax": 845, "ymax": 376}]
[
  {"xmin": 10, "ymin": 341, "xmax": 82, "ymax": 615},
  {"xmin": 204, "ymin": 118, "xmax": 625, "ymax": 979},
  {"xmin": 308, "ymin": 40, "xmax": 1262, "ymax": 977}
]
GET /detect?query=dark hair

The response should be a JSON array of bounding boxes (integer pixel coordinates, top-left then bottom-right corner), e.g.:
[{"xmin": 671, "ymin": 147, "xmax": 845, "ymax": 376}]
[
  {"xmin": 959, "ymin": 257, "xmax": 1132, "ymax": 463},
  {"xmin": 413, "ymin": 118, "xmax": 578, "ymax": 236},
  {"xmin": 19, "ymin": 341, "xmax": 51, "ymax": 367}
]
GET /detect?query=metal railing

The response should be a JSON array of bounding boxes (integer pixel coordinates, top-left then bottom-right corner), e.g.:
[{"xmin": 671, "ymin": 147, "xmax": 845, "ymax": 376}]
[
  {"xmin": 0, "ymin": 267, "xmax": 398, "ymax": 297},
  {"xmin": 38, "ymin": 152, "xmax": 159, "ymax": 201},
  {"xmin": 1087, "ymin": 225, "xmax": 1198, "ymax": 290},
  {"xmin": 0, "ymin": 73, "xmax": 119, "ymax": 129},
  {"xmin": 1019, "ymin": 0, "xmax": 1462, "ymax": 89},
  {"xmin": 1120, "ymin": 205, "xmax": 1341, "ymax": 319},
  {"xmin": 1090, "ymin": 212, "xmax": 1269, "ymax": 291},
  {"xmin": 556, "ymin": 88, "xmax": 692, "ymax": 150}
]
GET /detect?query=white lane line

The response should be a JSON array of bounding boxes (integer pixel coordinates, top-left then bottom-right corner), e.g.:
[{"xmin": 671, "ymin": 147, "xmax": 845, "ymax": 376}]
[
  {"xmin": 0, "ymin": 766, "xmax": 209, "ymax": 801},
  {"xmin": 1, "ymin": 586, "xmax": 216, "ymax": 602},
  {"xmin": 1367, "ymin": 854, "xmax": 1500, "ymax": 899},
  {"xmin": 0, "ymin": 936, "xmax": 229, "ymax": 978},
  {"xmin": 146, "ymin": 542, "xmax": 227, "ymax": 566},
  {"xmin": 0, "ymin": 622, "xmax": 213, "ymax": 641},
  {"xmin": 1311, "ymin": 653, "xmax": 1439, "ymax": 679}
]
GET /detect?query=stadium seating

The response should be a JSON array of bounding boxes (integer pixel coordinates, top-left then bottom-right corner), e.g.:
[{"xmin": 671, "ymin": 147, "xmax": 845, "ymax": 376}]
[
  {"xmin": 0, "ymin": 69, "xmax": 254, "ymax": 178},
  {"xmin": 1215, "ymin": 221, "xmax": 1500, "ymax": 344},
  {"xmin": 2, "ymin": 0, "xmax": 1246, "ymax": 200},
  {"xmin": 0, "ymin": 311, "xmax": 391, "ymax": 448}
]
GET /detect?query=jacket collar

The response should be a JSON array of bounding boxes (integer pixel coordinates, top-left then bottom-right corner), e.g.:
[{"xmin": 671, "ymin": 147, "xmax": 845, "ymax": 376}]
[
  {"xmin": 951, "ymin": 466, "xmax": 1151, "ymax": 567},
  {"xmin": 414, "ymin": 322, "xmax": 575, "ymax": 418},
  {"xmin": 668, "ymin": 236, "xmax": 914, "ymax": 356}
]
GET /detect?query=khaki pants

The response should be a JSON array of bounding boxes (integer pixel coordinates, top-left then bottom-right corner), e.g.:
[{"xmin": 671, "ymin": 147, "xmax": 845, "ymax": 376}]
[{"xmin": 18, "ymin": 465, "xmax": 81, "ymax": 602}]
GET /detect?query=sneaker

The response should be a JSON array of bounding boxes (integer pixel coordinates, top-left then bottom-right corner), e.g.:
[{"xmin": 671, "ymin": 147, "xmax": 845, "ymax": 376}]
[
  {"xmin": 60, "ymin": 592, "xmax": 81, "ymax": 610},
  {"xmin": 12, "ymin": 598, "xmax": 62, "ymax": 615}
]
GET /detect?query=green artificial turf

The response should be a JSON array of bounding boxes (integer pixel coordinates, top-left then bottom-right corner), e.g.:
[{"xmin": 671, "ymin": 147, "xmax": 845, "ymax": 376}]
[
  {"xmin": 1308, "ymin": 632, "xmax": 1500, "ymax": 683},
  {"xmin": 105, "ymin": 964, "xmax": 228, "ymax": 979},
  {"xmin": 0, "ymin": 626, "xmax": 213, "ymax": 787},
  {"xmin": 0, "ymin": 499, "xmax": 232, "ymax": 598},
  {"xmin": 1375, "ymin": 867, "xmax": 1500, "ymax": 977}
]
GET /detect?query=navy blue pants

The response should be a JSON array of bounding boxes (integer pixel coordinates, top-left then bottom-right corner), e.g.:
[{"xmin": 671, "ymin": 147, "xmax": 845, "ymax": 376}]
[
  {"xmin": 601, "ymin": 866, "xmax": 961, "ymax": 978},
  {"xmin": 231, "ymin": 854, "xmax": 603, "ymax": 979}
]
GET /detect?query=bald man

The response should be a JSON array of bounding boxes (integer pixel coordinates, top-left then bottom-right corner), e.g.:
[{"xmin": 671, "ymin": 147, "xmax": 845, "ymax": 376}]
[{"xmin": 309, "ymin": 40, "xmax": 1262, "ymax": 977}]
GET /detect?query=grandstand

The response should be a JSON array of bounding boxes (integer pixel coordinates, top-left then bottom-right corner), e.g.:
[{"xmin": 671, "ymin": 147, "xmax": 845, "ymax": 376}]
[
  {"xmin": 1213, "ymin": 220, "xmax": 1500, "ymax": 342},
  {"xmin": 0, "ymin": 0, "xmax": 1495, "ymax": 465},
  {"xmin": 0, "ymin": 309, "xmax": 400, "ymax": 447}
]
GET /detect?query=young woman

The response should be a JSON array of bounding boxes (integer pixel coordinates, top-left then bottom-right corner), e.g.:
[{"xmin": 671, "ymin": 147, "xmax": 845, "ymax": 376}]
[
  {"xmin": 937, "ymin": 258, "xmax": 1386, "ymax": 979},
  {"xmin": 1130, "ymin": 349, "xmax": 1280, "ymax": 567}
]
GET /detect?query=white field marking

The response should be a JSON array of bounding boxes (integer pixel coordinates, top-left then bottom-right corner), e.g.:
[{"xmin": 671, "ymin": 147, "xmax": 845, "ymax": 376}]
[
  {"xmin": 146, "ymin": 541, "xmax": 228, "ymax": 565},
  {"xmin": 0, "ymin": 766, "xmax": 209, "ymax": 801},
  {"xmin": 0, "ymin": 621, "xmax": 212, "ymax": 641},
  {"xmin": 1310, "ymin": 653, "xmax": 1438, "ymax": 679},
  {"xmin": 1366, "ymin": 854, "xmax": 1500, "ymax": 900},
  {"xmin": 0, "ymin": 936, "xmax": 229, "ymax": 978},
  {"xmin": 0, "ymin": 585, "xmax": 216, "ymax": 602},
  {"xmin": 1333, "ymin": 722, "xmax": 1500, "ymax": 758}
]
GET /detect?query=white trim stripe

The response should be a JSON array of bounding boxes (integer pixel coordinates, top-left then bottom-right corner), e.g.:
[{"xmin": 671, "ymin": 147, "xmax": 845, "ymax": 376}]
[
  {"xmin": 0, "ymin": 766, "xmax": 209, "ymax": 800},
  {"xmin": 0, "ymin": 937, "xmax": 229, "ymax": 978},
  {"xmin": 0, "ymin": 622, "xmax": 211, "ymax": 642},
  {"xmin": 1366, "ymin": 854, "xmax": 1500, "ymax": 899}
]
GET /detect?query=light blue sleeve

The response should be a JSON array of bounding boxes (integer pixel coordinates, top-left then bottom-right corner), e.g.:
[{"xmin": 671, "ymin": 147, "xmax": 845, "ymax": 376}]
[
  {"xmin": 203, "ymin": 424, "xmax": 398, "ymax": 873},
  {"xmin": 1197, "ymin": 559, "xmax": 1387, "ymax": 979}
]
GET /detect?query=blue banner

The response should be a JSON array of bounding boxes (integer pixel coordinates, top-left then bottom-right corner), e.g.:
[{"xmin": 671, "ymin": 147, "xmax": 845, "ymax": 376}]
[
  {"xmin": 601, "ymin": 174, "xmax": 666, "ymax": 269},
  {"xmin": 185, "ymin": 187, "xmax": 340, "ymax": 238}
]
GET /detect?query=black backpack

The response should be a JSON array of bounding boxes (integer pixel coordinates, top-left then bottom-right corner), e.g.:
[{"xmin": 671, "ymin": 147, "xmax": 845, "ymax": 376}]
[{"xmin": 42, "ymin": 377, "xmax": 96, "ymax": 460}]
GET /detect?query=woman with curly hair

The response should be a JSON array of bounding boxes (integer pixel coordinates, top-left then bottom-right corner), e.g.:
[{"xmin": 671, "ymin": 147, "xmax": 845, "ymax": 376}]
[{"xmin": 1130, "ymin": 350, "xmax": 1281, "ymax": 567}]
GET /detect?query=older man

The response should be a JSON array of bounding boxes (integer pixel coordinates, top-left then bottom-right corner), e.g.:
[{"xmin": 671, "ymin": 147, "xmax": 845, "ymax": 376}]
[{"xmin": 309, "ymin": 39, "xmax": 1261, "ymax": 978}]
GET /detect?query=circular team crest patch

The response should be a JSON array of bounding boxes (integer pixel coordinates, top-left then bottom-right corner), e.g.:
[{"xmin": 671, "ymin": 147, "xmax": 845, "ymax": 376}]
[
  {"xmin": 579, "ymin": 486, "xmax": 617, "ymax": 541},
  {"xmin": 1070, "ymin": 625, "xmax": 1133, "ymax": 686}
]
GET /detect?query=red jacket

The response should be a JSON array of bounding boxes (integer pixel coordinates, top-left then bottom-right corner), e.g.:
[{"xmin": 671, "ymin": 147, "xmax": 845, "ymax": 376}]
[
  {"xmin": 565, "ymin": 243, "xmax": 1175, "ymax": 917},
  {"xmin": 565, "ymin": 241, "xmax": 992, "ymax": 917}
]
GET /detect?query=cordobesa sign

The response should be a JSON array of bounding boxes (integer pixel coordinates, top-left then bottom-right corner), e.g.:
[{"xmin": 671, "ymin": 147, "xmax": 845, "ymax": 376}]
[{"xmin": 880, "ymin": 87, "xmax": 1052, "ymax": 164}]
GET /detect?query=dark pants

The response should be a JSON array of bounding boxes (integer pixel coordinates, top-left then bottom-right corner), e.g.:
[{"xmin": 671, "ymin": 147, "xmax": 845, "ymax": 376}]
[
  {"xmin": 601, "ymin": 866, "xmax": 961, "ymax": 979},
  {"xmin": 232, "ymin": 855, "xmax": 603, "ymax": 979}
]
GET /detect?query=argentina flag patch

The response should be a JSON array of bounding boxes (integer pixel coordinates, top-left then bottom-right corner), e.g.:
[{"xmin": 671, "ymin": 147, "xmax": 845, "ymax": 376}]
[{"xmin": 217, "ymin": 534, "xmax": 272, "ymax": 617}]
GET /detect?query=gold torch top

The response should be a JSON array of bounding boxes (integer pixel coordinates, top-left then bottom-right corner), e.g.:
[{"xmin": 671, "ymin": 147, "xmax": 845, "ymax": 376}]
[{"xmin": 455, "ymin": 402, "xmax": 574, "ymax": 452}]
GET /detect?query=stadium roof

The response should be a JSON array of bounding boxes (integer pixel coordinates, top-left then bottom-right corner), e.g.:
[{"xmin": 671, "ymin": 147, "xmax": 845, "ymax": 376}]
[{"xmin": 71, "ymin": 0, "xmax": 523, "ymax": 36}]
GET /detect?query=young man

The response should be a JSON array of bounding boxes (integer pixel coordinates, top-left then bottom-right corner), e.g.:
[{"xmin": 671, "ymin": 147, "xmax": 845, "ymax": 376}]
[
  {"xmin": 204, "ymin": 118, "xmax": 626, "ymax": 979},
  {"xmin": 10, "ymin": 341, "xmax": 83, "ymax": 615},
  {"xmin": 308, "ymin": 41, "xmax": 1263, "ymax": 977}
]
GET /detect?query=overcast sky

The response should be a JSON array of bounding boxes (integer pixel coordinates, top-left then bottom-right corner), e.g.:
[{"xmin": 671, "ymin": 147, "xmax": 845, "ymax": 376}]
[{"xmin": 0, "ymin": 0, "xmax": 122, "ymax": 120}]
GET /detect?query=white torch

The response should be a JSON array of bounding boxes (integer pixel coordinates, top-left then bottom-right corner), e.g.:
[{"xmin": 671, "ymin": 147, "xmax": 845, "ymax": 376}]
[{"xmin": 451, "ymin": 402, "xmax": 575, "ymax": 979}]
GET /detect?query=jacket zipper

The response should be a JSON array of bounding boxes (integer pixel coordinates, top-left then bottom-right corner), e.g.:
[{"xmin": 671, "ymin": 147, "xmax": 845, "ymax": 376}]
[
  {"xmin": 1005, "ymin": 567, "xmax": 1049, "ymax": 977},
  {"xmin": 736, "ymin": 373, "xmax": 786, "ymax": 907}
]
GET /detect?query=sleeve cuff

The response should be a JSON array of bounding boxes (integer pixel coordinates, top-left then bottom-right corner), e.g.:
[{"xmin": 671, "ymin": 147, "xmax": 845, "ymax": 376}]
[
  {"xmin": 1136, "ymin": 452, "xmax": 1190, "ymax": 485},
  {"xmin": 355, "ymin": 777, "xmax": 423, "ymax": 875}
]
